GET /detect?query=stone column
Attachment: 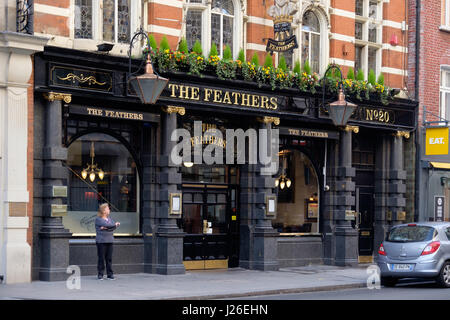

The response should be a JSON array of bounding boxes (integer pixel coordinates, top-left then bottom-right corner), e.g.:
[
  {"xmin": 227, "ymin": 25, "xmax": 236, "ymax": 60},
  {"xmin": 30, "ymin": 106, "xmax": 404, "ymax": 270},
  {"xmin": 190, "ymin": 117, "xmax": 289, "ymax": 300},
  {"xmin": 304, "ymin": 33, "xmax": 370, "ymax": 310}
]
[
  {"xmin": 154, "ymin": 106, "xmax": 185, "ymax": 275},
  {"xmin": 387, "ymin": 131, "xmax": 409, "ymax": 225},
  {"xmin": 38, "ymin": 93, "xmax": 72, "ymax": 281},
  {"xmin": 239, "ymin": 117, "xmax": 279, "ymax": 271},
  {"xmin": 332, "ymin": 125, "xmax": 358, "ymax": 266},
  {"xmin": 0, "ymin": 32, "xmax": 47, "ymax": 284}
]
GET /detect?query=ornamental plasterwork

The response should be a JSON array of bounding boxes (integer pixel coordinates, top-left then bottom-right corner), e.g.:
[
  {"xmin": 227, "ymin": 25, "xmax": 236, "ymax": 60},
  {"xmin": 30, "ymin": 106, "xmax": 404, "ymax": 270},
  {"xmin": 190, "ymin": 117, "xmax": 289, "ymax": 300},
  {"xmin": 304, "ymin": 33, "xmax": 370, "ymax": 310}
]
[{"xmin": 296, "ymin": 0, "xmax": 330, "ymax": 29}]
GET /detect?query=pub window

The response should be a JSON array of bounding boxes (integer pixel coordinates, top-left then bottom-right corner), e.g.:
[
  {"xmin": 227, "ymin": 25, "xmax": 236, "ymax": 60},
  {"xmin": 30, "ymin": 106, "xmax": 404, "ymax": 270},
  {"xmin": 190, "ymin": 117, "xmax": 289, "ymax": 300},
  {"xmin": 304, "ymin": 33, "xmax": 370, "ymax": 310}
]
[
  {"xmin": 184, "ymin": 0, "xmax": 241, "ymax": 58},
  {"xmin": 301, "ymin": 11, "xmax": 321, "ymax": 74},
  {"xmin": 64, "ymin": 133, "xmax": 139, "ymax": 235},
  {"xmin": 273, "ymin": 150, "xmax": 320, "ymax": 234},
  {"xmin": 74, "ymin": 0, "xmax": 131, "ymax": 44},
  {"xmin": 354, "ymin": 0, "xmax": 382, "ymax": 79}
]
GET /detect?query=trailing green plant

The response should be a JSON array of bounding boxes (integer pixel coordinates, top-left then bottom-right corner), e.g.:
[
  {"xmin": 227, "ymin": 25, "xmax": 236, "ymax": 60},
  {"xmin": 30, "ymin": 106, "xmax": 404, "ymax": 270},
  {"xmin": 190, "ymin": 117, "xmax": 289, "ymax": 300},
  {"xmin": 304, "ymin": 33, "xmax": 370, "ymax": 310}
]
[
  {"xmin": 278, "ymin": 55, "xmax": 287, "ymax": 72},
  {"xmin": 368, "ymin": 69, "xmax": 376, "ymax": 86},
  {"xmin": 216, "ymin": 59, "xmax": 236, "ymax": 80},
  {"xmin": 293, "ymin": 60, "xmax": 301, "ymax": 74},
  {"xmin": 178, "ymin": 38, "xmax": 188, "ymax": 53},
  {"xmin": 346, "ymin": 67, "xmax": 355, "ymax": 80},
  {"xmin": 241, "ymin": 61, "xmax": 257, "ymax": 81},
  {"xmin": 303, "ymin": 60, "xmax": 311, "ymax": 75},
  {"xmin": 251, "ymin": 52, "xmax": 260, "ymax": 66},
  {"xmin": 356, "ymin": 69, "xmax": 365, "ymax": 81},
  {"xmin": 192, "ymin": 40, "xmax": 203, "ymax": 56},
  {"xmin": 186, "ymin": 52, "xmax": 205, "ymax": 75},
  {"xmin": 264, "ymin": 54, "xmax": 274, "ymax": 68},
  {"xmin": 223, "ymin": 45, "xmax": 233, "ymax": 61}
]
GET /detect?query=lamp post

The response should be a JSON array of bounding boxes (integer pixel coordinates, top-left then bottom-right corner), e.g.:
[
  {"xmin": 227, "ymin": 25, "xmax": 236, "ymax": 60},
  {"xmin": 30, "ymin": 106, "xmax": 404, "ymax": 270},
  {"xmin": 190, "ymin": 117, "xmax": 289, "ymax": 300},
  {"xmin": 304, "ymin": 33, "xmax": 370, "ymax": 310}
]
[
  {"xmin": 128, "ymin": 28, "xmax": 168, "ymax": 104},
  {"xmin": 321, "ymin": 64, "xmax": 357, "ymax": 127}
]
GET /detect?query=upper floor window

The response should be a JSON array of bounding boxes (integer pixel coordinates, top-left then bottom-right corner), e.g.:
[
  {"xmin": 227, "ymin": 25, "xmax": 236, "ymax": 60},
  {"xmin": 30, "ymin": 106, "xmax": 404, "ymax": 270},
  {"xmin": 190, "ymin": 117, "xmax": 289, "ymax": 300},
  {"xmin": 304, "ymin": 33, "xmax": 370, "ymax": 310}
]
[
  {"xmin": 443, "ymin": 0, "xmax": 450, "ymax": 30},
  {"xmin": 440, "ymin": 67, "xmax": 450, "ymax": 121},
  {"xmin": 75, "ymin": 0, "xmax": 131, "ymax": 44},
  {"xmin": 301, "ymin": 11, "xmax": 321, "ymax": 74},
  {"xmin": 354, "ymin": 0, "xmax": 382, "ymax": 79},
  {"xmin": 184, "ymin": 0, "xmax": 241, "ymax": 58}
]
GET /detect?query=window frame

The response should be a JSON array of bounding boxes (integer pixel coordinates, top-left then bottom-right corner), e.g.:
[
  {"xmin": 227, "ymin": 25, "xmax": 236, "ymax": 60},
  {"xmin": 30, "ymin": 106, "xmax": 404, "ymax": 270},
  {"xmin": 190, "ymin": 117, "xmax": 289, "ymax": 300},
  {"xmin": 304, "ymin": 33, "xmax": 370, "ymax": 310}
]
[
  {"xmin": 440, "ymin": 66, "xmax": 450, "ymax": 121},
  {"xmin": 184, "ymin": 0, "xmax": 242, "ymax": 59},
  {"xmin": 354, "ymin": 0, "xmax": 383, "ymax": 79},
  {"xmin": 442, "ymin": 0, "xmax": 450, "ymax": 30},
  {"xmin": 73, "ymin": 0, "xmax": 139, "ymax": 54},
  {"xmin": 301, "ymin": 11, "xmax": 321, "ymax": 75}
]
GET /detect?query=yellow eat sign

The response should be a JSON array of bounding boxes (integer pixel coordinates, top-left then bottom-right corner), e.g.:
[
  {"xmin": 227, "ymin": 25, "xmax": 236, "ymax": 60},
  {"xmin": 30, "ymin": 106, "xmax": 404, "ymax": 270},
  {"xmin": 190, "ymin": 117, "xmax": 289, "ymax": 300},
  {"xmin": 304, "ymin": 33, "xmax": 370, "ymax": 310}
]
[{"xmin": 426, "ymin": 127, "xmax": 449, "ymax": 155}]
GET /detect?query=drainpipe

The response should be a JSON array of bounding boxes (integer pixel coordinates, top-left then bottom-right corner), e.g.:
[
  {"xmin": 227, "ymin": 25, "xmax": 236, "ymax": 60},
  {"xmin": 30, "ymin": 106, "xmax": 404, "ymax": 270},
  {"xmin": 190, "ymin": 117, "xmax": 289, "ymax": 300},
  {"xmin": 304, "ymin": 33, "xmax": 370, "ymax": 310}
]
[{"xmin": 414, "ymin": 0, "xmax": 421, "ymax": 222}]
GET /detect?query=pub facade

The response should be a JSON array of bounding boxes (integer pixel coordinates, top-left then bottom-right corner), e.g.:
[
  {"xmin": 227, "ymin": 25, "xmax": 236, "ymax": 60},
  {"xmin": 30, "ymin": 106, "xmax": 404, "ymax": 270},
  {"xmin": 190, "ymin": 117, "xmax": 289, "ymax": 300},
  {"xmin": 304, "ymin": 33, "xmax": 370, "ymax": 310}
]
[{"xmin": 32, "ymin": 44, "xmax": 416, "ymax": 279}]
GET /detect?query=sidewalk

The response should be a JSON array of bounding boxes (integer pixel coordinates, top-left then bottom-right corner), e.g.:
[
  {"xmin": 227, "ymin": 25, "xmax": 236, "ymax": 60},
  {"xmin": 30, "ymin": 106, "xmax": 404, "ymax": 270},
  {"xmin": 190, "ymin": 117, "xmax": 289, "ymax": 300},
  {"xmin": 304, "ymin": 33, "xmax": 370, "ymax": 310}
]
[{"xmin": 0, "ymin": 265, "xmax": 370, "ymax": 300}]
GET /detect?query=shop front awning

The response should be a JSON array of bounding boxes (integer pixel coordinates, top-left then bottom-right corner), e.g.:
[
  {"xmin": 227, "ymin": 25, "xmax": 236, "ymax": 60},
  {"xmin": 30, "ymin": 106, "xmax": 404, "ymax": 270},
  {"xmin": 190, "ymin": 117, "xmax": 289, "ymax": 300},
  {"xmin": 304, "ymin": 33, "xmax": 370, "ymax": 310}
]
[{"xmin": 430, "ymin": 162, "xmax": 450, "ymax": 169}]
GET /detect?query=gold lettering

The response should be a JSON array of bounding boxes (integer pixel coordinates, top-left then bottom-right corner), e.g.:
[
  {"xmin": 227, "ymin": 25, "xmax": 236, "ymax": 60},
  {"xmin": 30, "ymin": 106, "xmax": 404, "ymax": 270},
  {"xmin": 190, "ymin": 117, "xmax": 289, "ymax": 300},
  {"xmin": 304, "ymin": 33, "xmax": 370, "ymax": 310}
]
[
  {"xmin": 241, "ymin": 94, "xmax": 251, "ymax": 107},
  {"xmin": 179, "ymin": 85, "xmax": 190, "ymax": 99},
  {"xmin": 270, "ymin": 97, "xmax": 278, "ymax": 110},
  {"xmin": 204, "ymin": 88, "xmax": 213, "ymax": 102},
  {"xmin": 261, "ymin": 96, "xmax": 269, "ymax": 109},
  {"xmin": 252, "ymin": 95, "xmax": 260, "ymax": 108},
  {"xmin": 223, "ymin": 91, "xmax": 232, "ymax": 104},
  {"xmin": 231, "ymin": 92, "xmax": 241, "ymax": 105},
  {"xmin": 139, "ymin": 114, "xmax": 143, "ymax": 120},
  {"xmin": 366, "ymin": 109, "xmax": 373, "ymax": 121},
  {"xmin": 385, "ymin": 111, "xmax": 389, "ymax": 123},
  {"xmin": 191, "ymin": 87, "xmax": 200, "ymax": 100},
  {"xmin": 168, "ymin": 84, "xmax": 178, "ymax": 97},
  {"xmin": 213, "ymin": 89, "xmax": 222, "ymax": 103}
]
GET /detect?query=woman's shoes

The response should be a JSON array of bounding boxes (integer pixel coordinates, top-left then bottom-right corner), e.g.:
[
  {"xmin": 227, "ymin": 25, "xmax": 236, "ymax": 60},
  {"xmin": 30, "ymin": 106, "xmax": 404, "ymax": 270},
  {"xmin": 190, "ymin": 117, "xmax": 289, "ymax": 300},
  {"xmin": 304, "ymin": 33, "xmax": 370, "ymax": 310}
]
[
  {"xmin": 107, "ymin": 275, "xmax": 115, "ymax": 280},
  {"xmin": 98, "ymin": 274, "xmax": 104, "ymax": 280}
]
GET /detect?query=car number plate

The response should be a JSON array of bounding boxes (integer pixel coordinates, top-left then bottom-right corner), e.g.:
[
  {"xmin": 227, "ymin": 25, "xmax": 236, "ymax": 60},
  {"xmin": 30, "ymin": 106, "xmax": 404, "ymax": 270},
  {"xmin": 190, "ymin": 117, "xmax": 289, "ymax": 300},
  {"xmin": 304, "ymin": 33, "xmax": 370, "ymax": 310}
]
[{"xmin": 390, "ymin": 264, "xmax": 413, "ymax": 271}]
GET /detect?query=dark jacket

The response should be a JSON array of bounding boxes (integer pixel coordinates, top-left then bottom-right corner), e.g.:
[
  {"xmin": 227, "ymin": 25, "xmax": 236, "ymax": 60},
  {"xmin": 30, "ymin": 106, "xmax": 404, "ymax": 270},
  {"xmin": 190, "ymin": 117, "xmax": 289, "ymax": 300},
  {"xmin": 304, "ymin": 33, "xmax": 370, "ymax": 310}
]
[{"xmin": 95, "ymin": 216, "xmax": 117, "ymax": 243}]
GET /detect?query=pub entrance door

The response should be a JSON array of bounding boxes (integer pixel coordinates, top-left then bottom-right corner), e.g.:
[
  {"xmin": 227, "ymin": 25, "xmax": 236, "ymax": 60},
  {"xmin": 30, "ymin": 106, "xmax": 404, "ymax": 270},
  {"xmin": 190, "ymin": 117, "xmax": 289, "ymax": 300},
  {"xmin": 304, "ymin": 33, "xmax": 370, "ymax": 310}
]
[{"xmin": 180, "ymin": 183, "xmax": 240, "ymax": 270}]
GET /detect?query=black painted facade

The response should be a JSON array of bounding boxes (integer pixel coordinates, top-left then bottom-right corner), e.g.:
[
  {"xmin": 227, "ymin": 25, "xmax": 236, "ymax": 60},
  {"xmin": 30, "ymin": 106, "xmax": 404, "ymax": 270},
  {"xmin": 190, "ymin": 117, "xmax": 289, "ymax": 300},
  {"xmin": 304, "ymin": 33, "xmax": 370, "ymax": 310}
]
[{"xmin": 32, "ymin": 46, "xmax": 417, "ymax": 280}]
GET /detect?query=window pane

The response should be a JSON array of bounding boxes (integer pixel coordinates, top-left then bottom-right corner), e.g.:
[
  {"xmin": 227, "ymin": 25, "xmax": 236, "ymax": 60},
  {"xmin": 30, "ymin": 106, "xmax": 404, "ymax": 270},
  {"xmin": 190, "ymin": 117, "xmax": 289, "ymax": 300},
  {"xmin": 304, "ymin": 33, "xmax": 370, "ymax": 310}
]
[
  {"xmin": 311, "ymin": 33, "xmax": 320, "ymax": 74},
  {"xmin": 369, "ymin": 0, "xmax": 378, "ymax": 19},
  {"xmin": 368, "ymin": 47, "xmax": 377, "ymax": 73},
  {"xmin": 355, "ymin": 46, "xmax": 363, "ymax": 74},
  {"xmin": 446, "ymin": 70, "xmax": 450, "ymax": 88},
  {"xmin": 117, "ymin": 0, "xmax": 130, "ymax": 43},
  {"xmin": 212, "ymin": 0, "xmax": 234, "ymax": 15},
  {"xmin": 103, "ymin": 0, "xmax": 115, "ymax": 42},
  {"xmin": 223, "ymin": 15, "xmax": 233, "ymax": 54},
  {"xmin": 302, "ymin": 11, "xmax": 320, "ymax": 32},
  {"xmin": 368, "ymin": 23, "xmax": 377, "ymax": 42},
  {"xmin": 211, "ymin": 13, "xmax": 221, "ymax": 55},
  {"xmin": 301, "ymin": 31, "xmax": 310, "ymax": 69},
  {"xmin": 186, "ymin": 10, "xmax": 203, "ymax": 50},
  {"xmin": 75, "ymin": 0, "xmax": 92, "ymax": 39},
  {"xmin": 355, "ymin": 0, "xmax": 364, "ymax": 16},
  {"xmin": 355, "ymin": 22, "xmax": 363, "ymax": 40},
  {"xmin": 446, "ymin": 92, "xmax": 450, "ymax": 121},
  {"xmin": 279, "ymin": 51, "xmax": 293, "ymax": 70}
]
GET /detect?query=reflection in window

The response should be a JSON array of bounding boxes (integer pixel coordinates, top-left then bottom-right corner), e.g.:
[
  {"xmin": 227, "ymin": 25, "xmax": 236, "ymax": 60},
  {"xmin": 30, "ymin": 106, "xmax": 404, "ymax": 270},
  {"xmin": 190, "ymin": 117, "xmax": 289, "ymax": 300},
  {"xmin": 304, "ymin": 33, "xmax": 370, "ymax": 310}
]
[
  {"xmin": 273, "ymin": 150, "xmax": 319, "ymax": 234},
  {"xmin": 64, "ymin": 133, "xmax": 139, "ymax": 235},
  {"xmin": 75, "ymin": 0, "xmax": 93, "ymax": 39},
  {"xmin": 302, "ymin": 11, "xmax": 320, "ymax": 74},
  {"xmin": 103, "ymin": 0, "xmax": 131, "ymax": 43}
]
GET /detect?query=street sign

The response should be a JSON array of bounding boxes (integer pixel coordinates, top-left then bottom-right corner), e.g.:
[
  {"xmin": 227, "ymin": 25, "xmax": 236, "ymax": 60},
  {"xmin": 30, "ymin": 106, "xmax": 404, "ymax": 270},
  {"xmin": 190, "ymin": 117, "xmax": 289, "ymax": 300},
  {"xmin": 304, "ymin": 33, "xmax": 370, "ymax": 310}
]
[{"xmin": 434, "ymin": 196, "xmax": 445, "ymax": 222}]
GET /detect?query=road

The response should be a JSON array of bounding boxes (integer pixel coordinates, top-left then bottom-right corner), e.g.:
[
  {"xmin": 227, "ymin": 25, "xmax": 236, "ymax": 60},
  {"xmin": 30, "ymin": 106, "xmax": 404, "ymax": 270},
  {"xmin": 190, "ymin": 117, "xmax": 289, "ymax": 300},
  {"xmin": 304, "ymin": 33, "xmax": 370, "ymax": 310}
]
[{"xmin": 231, "ymin": 280, "xmax": 450, "ymax": 300}]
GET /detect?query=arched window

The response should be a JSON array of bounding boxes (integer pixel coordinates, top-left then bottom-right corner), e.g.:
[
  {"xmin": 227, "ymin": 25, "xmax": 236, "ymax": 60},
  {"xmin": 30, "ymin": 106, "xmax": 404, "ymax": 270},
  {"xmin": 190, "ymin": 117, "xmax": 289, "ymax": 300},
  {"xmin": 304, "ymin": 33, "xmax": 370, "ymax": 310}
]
[
  {"xmin": 64, "ymin": 132, "xmax": 139, "ymax": 235},
  {"xmin": 301, "ymin": 11, "xmax": 321, "ymax": 74},
  {"xmin": 273, "ymin": 150, "xmax": 320, "ymax": 234},
  {"xmin": 185, "ymin": 0, "xmax": 241, "ymax": 58}
]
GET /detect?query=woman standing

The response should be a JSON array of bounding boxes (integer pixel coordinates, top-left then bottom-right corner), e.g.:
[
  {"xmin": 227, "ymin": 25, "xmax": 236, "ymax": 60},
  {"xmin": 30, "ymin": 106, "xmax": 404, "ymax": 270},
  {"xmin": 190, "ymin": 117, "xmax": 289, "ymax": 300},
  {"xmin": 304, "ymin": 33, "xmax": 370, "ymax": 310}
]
[{"xmin": 95, "ymin": 203, "xmax": 120, "ymax": 280}]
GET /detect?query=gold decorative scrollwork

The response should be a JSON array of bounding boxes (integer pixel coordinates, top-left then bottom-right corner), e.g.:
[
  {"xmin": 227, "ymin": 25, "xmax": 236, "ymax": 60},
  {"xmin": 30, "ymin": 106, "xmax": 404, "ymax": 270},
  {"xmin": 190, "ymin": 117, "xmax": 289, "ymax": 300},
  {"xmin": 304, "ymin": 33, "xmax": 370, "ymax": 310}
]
[
  {"xmin": 343, "ymin": 125, "xmax": 359, "ymax": 133},
  {"xmin": 396, "ymin": 131, "xmax": 410, "ymax": 139},
  {"xmin": 258, "ymin": 116, "xmax": 280, "ymax": 126},
  {"xmin": 162, "ymin": 106, "xmax": 186, "ymax": 116},
  {"xmin": 57, "ymin": 73, "xmax": 107, "ymax": 86},
  {"xmin": 43, "ymin": 92, "xmax": 72, "ymax": 104}
]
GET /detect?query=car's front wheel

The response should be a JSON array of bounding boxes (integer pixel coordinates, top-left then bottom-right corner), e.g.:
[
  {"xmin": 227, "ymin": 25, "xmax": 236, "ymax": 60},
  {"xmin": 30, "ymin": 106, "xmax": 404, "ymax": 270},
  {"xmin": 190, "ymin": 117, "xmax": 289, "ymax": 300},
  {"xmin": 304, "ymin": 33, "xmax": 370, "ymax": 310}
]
[
  {"xmin": 381, "ymin": 276, "xmax": 398, "ymax": 287},
  {"xmin": 436, "ymin": 261, "xmax": 450, "ymax": 288}
]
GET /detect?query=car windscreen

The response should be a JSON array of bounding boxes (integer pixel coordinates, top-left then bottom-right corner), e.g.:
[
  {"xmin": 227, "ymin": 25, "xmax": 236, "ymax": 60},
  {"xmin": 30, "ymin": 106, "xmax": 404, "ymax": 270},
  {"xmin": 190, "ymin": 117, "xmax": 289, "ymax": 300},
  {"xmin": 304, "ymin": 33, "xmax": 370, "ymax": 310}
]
[{"xmin": 386, "ymin": 226, "xmax": 436, "ymax": 243}]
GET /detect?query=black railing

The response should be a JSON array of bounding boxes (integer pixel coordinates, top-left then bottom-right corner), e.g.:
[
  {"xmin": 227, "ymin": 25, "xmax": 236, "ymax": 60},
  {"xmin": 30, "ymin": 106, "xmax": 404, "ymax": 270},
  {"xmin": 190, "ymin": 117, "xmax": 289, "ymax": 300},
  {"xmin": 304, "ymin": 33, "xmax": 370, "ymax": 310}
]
[{"xmin": 16, "ymin": 0, "xmax": 33, "ymax": 34}]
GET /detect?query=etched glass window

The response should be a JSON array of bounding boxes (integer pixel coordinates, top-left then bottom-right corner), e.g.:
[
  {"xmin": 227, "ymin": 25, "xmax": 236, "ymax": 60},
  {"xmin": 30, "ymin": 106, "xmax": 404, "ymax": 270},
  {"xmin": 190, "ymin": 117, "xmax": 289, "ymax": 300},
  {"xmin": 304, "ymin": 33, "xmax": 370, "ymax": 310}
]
[
  {"xmin": 355, "ymin": 45, "xmax": 363, "ymax": 74},
  {"xmin": 103, "ymin": 0, "xmax": 130, "ymax": 43},
  {"xmin": 355, "ymin": 0, "xmax": 364, "ymax": 16},
  {"xmin": 368, "ymin": 47, "xmax": 377, "ymax": 73},
  {"xmin": 355, "ymin": 22, "xmax": 363, "ymax": 40},
  {"xmin": 368, "ymin": 23, "xmax": 377, "ymax": 42},
  {"xmin": 75, "ymin": 0, "xmax": 93, "ymax": 39},
  {"xmin": 186, "ymin": 10, "xmax": 203, "ymax": 50},
  {"xmin": 302, "ymin": 11, "xmax": 320, "ymax": 74},
  {"xmin": 211, "ymin": 0, "xmax": 234, "ymax": 57},
  {"xmin": 369, "ymin": 0, "xmax": 378, "ymax": 19}
]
